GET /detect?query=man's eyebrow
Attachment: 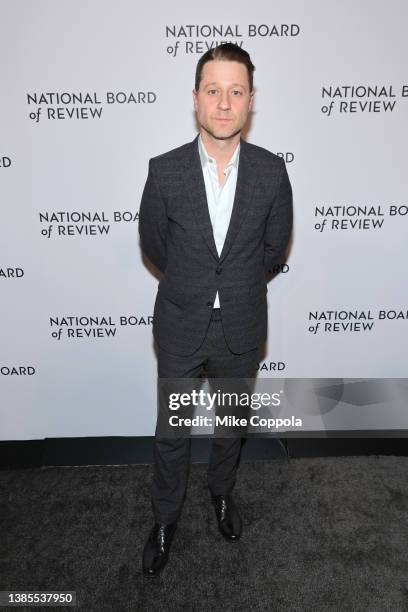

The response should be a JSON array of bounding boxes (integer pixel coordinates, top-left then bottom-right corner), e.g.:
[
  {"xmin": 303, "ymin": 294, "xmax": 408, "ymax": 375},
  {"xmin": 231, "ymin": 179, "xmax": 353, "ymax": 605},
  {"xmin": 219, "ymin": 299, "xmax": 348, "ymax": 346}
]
[{"xmin": 203, "ymin": 82, "xmax": 247, "ymax": 89}]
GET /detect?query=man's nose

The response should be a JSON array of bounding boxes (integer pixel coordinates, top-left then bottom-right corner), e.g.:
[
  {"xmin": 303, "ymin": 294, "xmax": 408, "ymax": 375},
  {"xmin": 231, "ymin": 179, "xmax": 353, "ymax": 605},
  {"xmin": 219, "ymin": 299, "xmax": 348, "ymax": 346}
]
[{"xmin": 218, "ymin": 92, "xmax": 231, "ymax": 109}]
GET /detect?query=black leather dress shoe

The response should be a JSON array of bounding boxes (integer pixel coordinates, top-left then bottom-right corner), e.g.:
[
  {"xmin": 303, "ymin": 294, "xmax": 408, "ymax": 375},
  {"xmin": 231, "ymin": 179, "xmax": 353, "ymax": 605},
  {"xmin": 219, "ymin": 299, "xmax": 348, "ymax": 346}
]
[
  {"xmin": 142, "ymin": 522, "xmax": 177, "ymax": 578},
  {"xmin": 211, "ymin": 494, "xmax": 242, "ymax": 542}
]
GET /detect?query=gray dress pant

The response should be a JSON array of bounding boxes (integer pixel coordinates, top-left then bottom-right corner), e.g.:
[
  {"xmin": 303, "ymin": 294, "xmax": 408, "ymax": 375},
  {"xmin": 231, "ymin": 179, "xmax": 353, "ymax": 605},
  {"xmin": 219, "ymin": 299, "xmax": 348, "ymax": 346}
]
[{"xmin": 152, "ymin": 308, "xmax": 259, "ymax": 524}]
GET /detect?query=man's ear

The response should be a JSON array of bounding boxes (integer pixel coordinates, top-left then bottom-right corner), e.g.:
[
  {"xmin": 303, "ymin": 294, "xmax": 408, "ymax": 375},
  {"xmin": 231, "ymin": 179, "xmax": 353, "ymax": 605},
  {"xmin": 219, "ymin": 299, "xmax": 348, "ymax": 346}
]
[
  {"xmin": 248, "ymin": 90, "xmax": 255, "ymax": 111},
  {"xmin": 192, "ymin": 89, "xmax": 198, "ymax": 112}
]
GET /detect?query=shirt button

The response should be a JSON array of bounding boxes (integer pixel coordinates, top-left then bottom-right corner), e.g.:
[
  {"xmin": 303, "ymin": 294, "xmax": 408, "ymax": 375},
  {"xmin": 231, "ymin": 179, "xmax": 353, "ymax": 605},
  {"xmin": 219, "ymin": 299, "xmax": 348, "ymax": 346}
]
[{"xmin": 207, "ymin": 301, "xmax": 213, "ymax": 307}]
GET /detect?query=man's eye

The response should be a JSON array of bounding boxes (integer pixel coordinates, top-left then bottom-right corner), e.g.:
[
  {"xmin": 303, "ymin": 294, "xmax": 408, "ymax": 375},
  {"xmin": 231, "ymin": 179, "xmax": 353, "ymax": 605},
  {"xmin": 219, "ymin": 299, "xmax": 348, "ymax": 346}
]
[
  {"xmin": 232, "ymin": 90, "xmax": 242, "ymax": 96},
  {"xmin": 208, "ymin": 89, "xmax": 217, "ymax": 95}
]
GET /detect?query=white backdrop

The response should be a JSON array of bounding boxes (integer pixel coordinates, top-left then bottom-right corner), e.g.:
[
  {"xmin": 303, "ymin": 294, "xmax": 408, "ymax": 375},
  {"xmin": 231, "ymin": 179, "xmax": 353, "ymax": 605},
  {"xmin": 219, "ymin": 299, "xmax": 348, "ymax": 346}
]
[{"xmin": 1, "ymin": 0, "xmax": 407, "ymax": 439}]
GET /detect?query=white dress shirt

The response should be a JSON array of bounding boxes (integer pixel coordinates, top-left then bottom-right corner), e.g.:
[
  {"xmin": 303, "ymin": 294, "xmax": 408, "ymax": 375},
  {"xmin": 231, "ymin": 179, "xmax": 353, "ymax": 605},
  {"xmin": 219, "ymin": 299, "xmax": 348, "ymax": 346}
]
[{"xmin": 198, "ymin": 135, "xmax": 240, "ymax": 308}]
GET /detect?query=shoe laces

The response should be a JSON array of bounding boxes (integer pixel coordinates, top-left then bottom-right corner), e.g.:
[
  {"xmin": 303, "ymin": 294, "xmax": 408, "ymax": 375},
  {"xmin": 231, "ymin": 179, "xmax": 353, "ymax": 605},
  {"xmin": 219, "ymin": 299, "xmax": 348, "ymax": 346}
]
[
  {"xmin": 216, "ymin": 496, "xmax": 229, "ymax": 520},
  {"xmin": 157, "ymin": 524, "xmax": 166, "ymax": 552}
]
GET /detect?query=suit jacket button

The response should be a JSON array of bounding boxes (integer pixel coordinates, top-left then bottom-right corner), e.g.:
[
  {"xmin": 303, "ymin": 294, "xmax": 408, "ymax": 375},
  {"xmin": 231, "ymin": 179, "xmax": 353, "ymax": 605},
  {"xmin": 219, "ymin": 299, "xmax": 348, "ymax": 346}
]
[
  {"xmin": 216, "ymin": 267, "xmax": 222, "ymax": 275},
  {"xmin": 207, "ymin": 301, "xmax": 213, "ymax": 307}
]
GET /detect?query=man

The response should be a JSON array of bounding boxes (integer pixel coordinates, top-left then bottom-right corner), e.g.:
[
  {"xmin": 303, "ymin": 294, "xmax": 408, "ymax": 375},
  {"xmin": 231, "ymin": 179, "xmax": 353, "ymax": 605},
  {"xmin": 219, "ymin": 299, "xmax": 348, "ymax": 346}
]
[{"xmin": 139, "ymin": 43, "xmax": 293, "ymax": 577}]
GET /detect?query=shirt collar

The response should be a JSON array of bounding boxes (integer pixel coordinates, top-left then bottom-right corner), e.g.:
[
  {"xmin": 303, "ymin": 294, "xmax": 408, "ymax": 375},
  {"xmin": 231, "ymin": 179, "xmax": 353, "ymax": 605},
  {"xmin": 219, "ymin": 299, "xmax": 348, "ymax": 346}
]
[{"xmin": 198, "ymin": 134, "xmax": 240, "ymax": 170}]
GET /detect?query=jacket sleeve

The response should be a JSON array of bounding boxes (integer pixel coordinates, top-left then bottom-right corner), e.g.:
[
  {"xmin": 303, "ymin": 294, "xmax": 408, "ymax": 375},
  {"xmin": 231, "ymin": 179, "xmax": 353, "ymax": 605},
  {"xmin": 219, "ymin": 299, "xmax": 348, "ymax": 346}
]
[
  {"xmin": 138, "ymin": 159, "xmax": 168, "ymax": 274},
  {"xmin": 263, "ymin": 158, "xmax": 293, "ymax": 274}
]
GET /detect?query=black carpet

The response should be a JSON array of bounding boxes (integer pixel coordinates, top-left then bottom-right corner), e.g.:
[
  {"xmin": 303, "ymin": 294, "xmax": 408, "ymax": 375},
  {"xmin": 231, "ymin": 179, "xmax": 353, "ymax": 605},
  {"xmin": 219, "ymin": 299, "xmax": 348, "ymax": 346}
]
[{"xmin": 2, "ymin": 456, "xmax": 408, "ymax": 611}]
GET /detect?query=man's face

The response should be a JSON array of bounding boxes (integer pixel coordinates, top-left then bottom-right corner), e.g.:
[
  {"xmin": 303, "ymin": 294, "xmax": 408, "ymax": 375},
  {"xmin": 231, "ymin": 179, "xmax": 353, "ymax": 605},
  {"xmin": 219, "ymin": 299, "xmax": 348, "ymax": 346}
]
[{"xmin": 192, "ymin": 59, "xmax": 254, "ymax": 141}]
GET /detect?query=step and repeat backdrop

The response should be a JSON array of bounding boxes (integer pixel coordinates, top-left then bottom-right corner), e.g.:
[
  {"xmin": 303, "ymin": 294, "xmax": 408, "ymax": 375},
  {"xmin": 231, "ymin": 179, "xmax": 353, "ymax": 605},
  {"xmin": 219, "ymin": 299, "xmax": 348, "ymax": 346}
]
[{"xmin": 1, "ymin": 0, "xmax": 407, "ymax": 439}]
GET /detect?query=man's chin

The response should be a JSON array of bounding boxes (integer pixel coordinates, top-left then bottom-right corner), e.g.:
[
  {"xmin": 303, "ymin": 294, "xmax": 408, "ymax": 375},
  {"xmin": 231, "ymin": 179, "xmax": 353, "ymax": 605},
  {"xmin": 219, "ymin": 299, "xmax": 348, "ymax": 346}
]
[
  {"xmin": 204, "ymin": 126, "xmax": 242, "ymax": 141},
  {"xmin": 214, "ymin": 134, "xmax": 238, "ymax": 141}
]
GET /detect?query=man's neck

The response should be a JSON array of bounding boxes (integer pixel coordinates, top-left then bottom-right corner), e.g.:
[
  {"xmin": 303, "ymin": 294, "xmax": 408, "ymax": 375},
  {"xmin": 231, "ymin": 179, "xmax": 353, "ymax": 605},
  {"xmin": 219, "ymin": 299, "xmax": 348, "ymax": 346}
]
[{"xmin": 199, "ymin": 130, "xmax": 241, "ymax": 166}]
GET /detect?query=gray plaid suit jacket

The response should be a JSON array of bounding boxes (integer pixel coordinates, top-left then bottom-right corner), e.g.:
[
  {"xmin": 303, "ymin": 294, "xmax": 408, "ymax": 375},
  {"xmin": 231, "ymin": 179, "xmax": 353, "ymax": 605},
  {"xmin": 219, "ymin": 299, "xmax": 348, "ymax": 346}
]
[{"xmin": 139, "ymin": 134, "xmax": 293, "ymax": 356}]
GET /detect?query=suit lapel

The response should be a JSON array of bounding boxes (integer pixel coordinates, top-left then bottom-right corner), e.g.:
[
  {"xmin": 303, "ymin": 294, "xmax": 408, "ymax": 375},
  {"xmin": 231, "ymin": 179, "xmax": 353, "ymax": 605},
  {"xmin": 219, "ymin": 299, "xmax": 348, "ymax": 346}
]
[
  {"xmin": 182, "ymin": 134, "xmax": 258, "ymax": 264},
  {"xmin": 219, "ymin": 138, "xmax": 258, "ymax": 263},
  {"xmin": 182, "ymin": 135, "xmax": 219, "ymax": 261}
]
